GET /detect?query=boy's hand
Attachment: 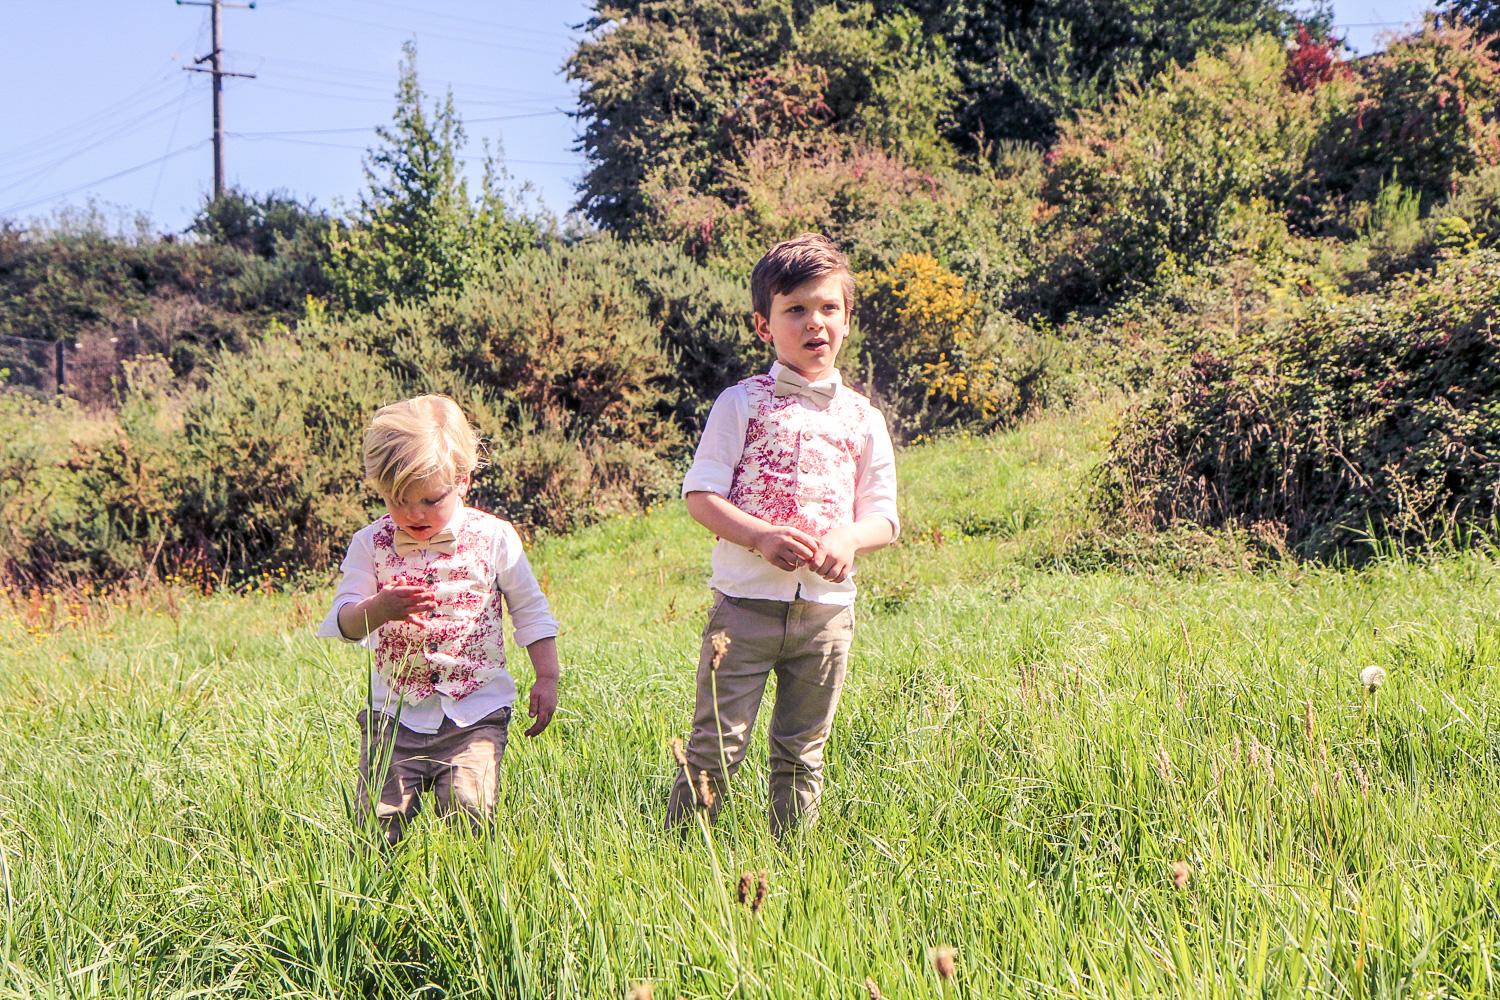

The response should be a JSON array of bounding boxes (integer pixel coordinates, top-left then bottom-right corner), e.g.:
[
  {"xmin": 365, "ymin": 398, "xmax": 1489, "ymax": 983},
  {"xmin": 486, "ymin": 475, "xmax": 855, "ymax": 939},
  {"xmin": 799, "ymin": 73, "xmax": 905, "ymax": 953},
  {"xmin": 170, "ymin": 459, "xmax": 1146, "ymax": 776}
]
[
  {"xmin": 521, "ymin": 636, "xmax": 561, "ymax": 737},
  {"xmin": 524, "ymin": 676, "xmax": 558, "ymax": 737},
  {"xmin": 810, "ymin": 526, "xmax": 858, "ymax": 583},
  {"xmin": 752, "ymin": 524, "xmax": 819, "ymax": 572},
  {"xmin": 372, "ymin": 585, "xmax": 437, "ymax": 626}
]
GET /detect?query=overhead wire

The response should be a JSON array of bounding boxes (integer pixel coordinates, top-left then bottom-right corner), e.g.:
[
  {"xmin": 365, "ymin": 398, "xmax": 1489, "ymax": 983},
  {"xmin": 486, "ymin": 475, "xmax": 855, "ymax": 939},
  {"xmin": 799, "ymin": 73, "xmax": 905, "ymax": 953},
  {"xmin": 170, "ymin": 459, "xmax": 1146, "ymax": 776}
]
[
  {"xmin": 150, "ymin": 77, "xmax": 197, "ymax": 217},
  {"xmin": 268, "ymin": 5, "xmax": 559, "ymax": 57},
  {"xmin": 0, "ymin": 91, "xmax": 205, "ymax": 198},
  {"xmin": 2, "ymin": 141, "xmax": 211, "ymax": 218}
]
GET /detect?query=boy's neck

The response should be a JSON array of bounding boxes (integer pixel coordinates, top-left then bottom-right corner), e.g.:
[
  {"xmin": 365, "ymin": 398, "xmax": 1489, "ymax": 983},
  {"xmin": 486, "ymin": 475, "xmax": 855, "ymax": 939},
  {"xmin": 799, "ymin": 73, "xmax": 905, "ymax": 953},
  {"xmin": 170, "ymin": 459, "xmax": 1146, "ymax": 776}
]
[{"xmin": 775, "ymin": 358, "xmax": 839, "ymax": 382}]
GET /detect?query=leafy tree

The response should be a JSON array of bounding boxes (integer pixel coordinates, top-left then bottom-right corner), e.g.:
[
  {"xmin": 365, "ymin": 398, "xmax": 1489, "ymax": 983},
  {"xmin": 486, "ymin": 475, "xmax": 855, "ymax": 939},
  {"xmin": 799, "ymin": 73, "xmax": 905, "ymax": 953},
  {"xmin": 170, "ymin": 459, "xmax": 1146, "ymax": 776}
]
[
  {"xmin": 879, "ymin": 0, "xmax": 1301, "ymax": 146},
  {"xmin": 1440, "ymin": 0, "xmax": 1500, "ymax": 43},
  {"xmin": 567, "ymin": 2, "xmax": 957, "ymax": 235},
  {"xmin": 327, "ymin": 41, "xmax": 537, "ymax": 313},
  {"xmin": 190, "ymin": 188, "xmax": 327, "ymax": 260}
]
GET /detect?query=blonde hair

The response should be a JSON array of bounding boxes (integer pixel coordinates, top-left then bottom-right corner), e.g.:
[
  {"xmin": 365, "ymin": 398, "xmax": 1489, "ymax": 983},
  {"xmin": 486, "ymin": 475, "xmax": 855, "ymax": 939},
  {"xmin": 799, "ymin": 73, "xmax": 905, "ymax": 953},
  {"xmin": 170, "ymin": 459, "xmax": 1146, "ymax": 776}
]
[{"xmin": 363, "ymin": 394, "xmax": 479, "ymax": 501}]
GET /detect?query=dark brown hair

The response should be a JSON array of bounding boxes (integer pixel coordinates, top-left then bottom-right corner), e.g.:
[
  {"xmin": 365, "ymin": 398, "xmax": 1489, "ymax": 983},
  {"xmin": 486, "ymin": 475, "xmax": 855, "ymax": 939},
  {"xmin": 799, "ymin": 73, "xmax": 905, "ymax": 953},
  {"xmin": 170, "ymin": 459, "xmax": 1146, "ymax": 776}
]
[{"xmin": 750, "ymin": 233, "xmax": 855, "ymax": 319}]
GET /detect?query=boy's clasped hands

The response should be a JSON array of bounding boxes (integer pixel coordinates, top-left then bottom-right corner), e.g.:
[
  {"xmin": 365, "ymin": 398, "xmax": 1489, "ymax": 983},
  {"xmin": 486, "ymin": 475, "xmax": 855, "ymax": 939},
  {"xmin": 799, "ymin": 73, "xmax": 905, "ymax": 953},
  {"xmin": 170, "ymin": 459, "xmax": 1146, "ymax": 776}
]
[{"xmin": 752, "ymin": 522, "xmax": 858, "ymax": 583}]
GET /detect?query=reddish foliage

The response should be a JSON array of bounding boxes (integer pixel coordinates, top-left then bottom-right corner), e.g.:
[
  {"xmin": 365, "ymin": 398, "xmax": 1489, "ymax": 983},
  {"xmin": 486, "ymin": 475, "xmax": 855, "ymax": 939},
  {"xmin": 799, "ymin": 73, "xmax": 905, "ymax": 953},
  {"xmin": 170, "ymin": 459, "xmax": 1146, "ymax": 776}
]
[{"xmin": 1284, "ymin": 25, "xmax": 1348, "ymax": 92}]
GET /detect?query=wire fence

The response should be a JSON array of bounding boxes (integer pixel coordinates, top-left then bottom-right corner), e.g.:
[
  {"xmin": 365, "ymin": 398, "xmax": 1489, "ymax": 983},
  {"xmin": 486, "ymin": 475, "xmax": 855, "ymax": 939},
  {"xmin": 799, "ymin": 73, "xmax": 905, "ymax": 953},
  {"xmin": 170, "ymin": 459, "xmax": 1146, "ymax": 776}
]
[{"xmin": 0, "ymin": 335, "xmax": 65, "ymax": 397}]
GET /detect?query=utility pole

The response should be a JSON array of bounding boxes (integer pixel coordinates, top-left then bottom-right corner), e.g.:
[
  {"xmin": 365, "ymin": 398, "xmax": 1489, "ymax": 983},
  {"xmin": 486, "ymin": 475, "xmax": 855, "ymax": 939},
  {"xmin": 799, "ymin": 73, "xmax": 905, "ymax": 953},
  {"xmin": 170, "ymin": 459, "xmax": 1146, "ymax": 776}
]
[{"xmin": 179, "ymin": 0, "xmax": 257, "ymax": 201}]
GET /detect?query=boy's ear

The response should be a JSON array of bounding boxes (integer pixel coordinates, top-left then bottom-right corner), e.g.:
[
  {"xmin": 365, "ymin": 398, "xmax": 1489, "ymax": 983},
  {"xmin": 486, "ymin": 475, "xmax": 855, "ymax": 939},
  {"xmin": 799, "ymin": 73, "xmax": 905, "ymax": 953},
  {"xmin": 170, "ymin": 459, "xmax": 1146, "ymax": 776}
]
[{"xmin": 753, "ymin": 312, "xmax": 774, "ymax": 344}]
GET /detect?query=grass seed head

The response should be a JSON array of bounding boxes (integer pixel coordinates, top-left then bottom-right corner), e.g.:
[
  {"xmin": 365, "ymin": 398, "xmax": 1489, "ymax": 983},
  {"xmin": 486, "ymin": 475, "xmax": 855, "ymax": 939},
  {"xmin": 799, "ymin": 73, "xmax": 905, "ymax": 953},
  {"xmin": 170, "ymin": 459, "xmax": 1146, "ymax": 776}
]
[
  {"xmin": 1304, "ymin": 699, "xmax": 1315, "ymax": 744},
  {"xmin": 710, "ymin": 631, "xmax": 731, "ymax": 670},
  {"xmin": 626, "ymin": 983, "xmax": 653, "ymax": 1000},
  {"xmin": 1352, "ymin": 759, "xmax": 1371, "ymax": 794},
  {"xmin": 1360, "ymin": 665, "xmax": 1387, "ymax": 693},
  {"xmin": 865, "ymin": 976, "xmax": 883, "ymax": 999},
  {"xmin": 695, "ymin": 769, "xmax": 715, "ymax": 811},
  {"xmin": 930, "ymin": 944, "xmax": 957, "ymax": 980},
  {"xmin": 1155, "ymin": 743, "xmax": 1173, "ymax": 783},
  {"xmin": 751, "ymin": 869, "xmax": 768, "ymax": 914},
  {"xmin": 669, "ymin": 737, "xmax": 688, "ymax": 768},
  {"xmin": 1170, "ymin": 860, "xmax": 1190, "ymax": 889},
  {"xmin": 737, "ymin": 871, "xmax": 753, "ymax": 906}
]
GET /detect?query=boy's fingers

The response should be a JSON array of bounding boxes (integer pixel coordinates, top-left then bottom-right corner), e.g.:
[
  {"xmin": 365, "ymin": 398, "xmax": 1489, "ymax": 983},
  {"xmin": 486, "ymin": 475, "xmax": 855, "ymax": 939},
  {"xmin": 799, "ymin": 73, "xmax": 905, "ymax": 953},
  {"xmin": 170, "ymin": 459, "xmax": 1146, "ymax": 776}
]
[{"xmin": 524, "ymin": 710, "xmax": 552, "ymax": 737}]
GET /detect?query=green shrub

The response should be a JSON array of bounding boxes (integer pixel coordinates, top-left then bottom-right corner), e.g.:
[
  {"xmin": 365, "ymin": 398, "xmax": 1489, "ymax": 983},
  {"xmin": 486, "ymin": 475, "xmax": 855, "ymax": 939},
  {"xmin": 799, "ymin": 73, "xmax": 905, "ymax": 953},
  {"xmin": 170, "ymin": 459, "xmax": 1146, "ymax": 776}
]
[
  {"xmin": 1306, "ymin": 20, "xmax": 1500, "ymax": 212},
  {"xmin": 1101, "ymin": 249, "xmax": 1500, "ymax": 558},
  {"xmin": 855, "ymin": 253, "xmax": 1054, "ymax": 440},
  {"xmin": 1037, "ymin": 37, "xmax": 1336, "ymax": 309}
]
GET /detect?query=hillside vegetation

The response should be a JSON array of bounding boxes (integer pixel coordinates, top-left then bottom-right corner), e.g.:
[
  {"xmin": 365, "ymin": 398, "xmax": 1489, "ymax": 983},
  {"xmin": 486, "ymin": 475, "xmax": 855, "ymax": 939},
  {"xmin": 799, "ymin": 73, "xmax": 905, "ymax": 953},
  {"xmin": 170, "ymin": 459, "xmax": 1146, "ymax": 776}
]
[
  {"xmin": 3, "ymin": 4, "xmax": 1500, "ymax": 589},
  {"xmin": 4, "ymin": 408, "xmax": 1499, "ymax": 997}
]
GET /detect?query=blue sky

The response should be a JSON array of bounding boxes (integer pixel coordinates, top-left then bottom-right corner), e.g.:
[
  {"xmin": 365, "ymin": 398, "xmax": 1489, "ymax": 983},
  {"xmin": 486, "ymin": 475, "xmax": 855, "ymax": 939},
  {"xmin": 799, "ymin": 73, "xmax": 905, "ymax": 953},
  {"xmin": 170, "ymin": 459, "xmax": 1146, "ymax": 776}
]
[{"xmin": 0, "ymin": 0, "xmax": 1435, "ymax": 234}]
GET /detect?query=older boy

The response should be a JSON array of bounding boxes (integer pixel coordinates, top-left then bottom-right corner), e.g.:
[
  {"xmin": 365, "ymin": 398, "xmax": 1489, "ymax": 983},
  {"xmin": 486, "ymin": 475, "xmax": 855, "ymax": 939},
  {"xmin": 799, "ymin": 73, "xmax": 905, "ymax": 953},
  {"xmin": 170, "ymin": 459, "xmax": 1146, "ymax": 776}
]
[
  {"xmin": 667, "ymin": 233, "xmax": 899, "ymax": 837},
  {"xmin": 317, "ymin": 394, "xmax": 560, "ymax": 846}
]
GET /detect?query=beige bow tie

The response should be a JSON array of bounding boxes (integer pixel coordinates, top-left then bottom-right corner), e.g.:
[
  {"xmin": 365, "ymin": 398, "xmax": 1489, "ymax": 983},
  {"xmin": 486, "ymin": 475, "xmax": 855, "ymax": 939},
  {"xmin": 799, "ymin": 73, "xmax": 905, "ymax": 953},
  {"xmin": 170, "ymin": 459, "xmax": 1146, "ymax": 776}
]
[
  {"xmin": 393, "ymin": 527, "xmax": 456, "ymax": 557},
  {"xmin": 772, "ymin": 367, "xmax": 838, "ymax": 407}
]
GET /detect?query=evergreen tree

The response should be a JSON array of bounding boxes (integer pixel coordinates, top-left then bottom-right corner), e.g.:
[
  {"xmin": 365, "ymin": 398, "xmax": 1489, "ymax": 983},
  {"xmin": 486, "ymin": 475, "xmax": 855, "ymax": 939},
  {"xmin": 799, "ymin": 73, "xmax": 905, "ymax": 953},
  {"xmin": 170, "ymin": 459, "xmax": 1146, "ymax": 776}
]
[{"xmin": 328, "ymin": 41, "xmax": 536, "ymax": 313}]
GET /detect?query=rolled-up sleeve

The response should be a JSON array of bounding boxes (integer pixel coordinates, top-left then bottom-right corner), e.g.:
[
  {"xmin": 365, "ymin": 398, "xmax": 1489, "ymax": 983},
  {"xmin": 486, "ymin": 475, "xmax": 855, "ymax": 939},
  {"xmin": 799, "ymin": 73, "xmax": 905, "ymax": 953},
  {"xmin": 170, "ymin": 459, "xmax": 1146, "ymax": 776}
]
[
  {"xmin": 853, "ymin": 408, "xmax": 900, "ymax": 539},
  {"xmin": 681, "ymin": 386, "xmax": 748, "ymax": 498},
  {"xmin": 494, "ymin": 522, "xmax": 559, "ymax": 648},
  {"xmin": 316, "ymin": 529, "xmax": 379, "ymax": 647}
]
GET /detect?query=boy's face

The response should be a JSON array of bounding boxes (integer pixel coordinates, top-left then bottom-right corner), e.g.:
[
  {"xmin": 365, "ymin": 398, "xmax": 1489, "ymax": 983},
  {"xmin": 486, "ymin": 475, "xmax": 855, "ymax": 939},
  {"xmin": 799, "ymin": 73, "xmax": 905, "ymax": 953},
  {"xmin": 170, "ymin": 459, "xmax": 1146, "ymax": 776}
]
[
  {"xmin": 754, "ymin": 273, "xmax": 849, "ymax": 381},
  {"xmin": 382, "ymin": 473, "xmax": 469, "ymax": 539}
]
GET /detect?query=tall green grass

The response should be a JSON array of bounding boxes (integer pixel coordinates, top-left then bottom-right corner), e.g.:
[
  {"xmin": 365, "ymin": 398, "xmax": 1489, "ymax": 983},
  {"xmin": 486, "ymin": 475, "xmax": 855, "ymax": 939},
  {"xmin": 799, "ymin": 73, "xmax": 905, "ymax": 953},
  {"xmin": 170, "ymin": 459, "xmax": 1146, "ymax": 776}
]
[{"xmin": 3, "ymin": 405, "xmax": 1499, "ymax": 998}]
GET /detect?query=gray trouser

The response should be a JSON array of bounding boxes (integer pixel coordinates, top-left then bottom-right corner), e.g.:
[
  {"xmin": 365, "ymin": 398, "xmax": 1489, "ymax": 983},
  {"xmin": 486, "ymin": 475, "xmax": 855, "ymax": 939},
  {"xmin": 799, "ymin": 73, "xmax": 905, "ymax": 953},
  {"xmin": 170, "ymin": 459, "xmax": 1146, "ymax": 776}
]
[
  {"xmin": 667, "ymin": 592, "xmax": 854, "ymax": 837},
  {"xmin": 357, "ymin": 707, "xmax": 511, "ymax": 846}
]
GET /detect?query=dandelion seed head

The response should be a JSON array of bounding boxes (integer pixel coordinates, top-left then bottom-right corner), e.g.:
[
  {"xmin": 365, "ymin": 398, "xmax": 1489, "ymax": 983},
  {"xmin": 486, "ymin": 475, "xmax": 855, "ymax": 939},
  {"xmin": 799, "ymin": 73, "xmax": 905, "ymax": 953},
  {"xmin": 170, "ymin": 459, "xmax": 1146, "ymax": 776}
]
[{"xmin": 1360, "ymin": 665, "xmax": 1387, "ymax": 693}]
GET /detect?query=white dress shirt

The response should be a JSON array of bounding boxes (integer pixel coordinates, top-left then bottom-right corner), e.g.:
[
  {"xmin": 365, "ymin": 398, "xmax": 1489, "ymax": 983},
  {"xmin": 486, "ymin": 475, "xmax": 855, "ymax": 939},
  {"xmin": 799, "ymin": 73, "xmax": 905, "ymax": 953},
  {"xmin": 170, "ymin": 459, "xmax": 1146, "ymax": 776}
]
[
  {"xmin": 681, "ymin": 362, "xmax": 900, "ymax": 605},
  {"xmin": 316, "ymin": 503, "xmax": 558, "ymax": 733}
]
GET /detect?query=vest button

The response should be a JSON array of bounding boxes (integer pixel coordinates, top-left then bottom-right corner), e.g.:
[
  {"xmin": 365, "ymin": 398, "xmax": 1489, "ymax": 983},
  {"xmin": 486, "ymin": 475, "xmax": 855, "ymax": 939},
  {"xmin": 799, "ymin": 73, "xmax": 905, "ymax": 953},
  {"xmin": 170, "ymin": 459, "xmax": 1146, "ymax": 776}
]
[
  {"xmin": 802, "ymin": 431, "xmax": 813, "ymax": 442},
  {"xmin": 429, "ymin": 671, "xmax": 440, "ymax": 684}
]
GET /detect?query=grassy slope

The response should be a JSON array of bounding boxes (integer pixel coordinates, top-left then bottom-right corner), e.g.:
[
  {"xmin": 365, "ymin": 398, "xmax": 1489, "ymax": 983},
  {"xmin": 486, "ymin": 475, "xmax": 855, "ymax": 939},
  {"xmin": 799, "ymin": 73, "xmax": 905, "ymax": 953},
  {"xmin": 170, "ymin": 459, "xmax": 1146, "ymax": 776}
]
[{"xmin": 3, "ymin": 404, "xmax": 1499, "ymax": 998}]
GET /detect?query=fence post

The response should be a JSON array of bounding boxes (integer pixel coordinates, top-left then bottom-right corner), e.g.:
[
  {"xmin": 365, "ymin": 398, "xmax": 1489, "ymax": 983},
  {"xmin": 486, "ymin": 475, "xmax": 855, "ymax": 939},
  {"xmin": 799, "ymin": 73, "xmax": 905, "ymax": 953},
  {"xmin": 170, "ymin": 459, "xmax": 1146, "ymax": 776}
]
[{"xmin": 55, "ymin": 340, "xmax": 66, "ymax": 395}]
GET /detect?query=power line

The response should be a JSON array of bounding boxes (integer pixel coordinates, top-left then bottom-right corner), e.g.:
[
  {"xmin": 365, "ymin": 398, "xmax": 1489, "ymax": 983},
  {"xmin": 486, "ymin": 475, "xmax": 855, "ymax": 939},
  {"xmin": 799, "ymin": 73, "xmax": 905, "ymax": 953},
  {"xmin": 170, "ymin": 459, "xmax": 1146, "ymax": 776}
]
[
  {"xmin": 150, "ymin": 77, "xmax": 197, "ymax": 217},
  {"xmin": 226, "ymin": 133, "xmax": 578, "ymax": 167},
  {"xmin": 271, "ymin": 5, "xmax": 560, "ymax": 57},
  {"xmin": 0, "ymin": 91, "xmax": 200, "ymax": 197},
  {"xmin": 2, "ymin": 141, "xmax": 210, "ymax": 218},
  {"xmin": 229, "ymin": 111, "xmax": 565, "ymax": 139}
]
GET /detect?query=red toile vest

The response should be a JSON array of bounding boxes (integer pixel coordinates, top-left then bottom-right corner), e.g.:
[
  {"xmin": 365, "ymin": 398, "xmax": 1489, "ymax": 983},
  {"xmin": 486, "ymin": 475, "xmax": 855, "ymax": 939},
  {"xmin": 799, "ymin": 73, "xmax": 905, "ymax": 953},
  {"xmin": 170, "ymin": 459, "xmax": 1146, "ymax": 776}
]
[
  {"xmin": 369, "ymin": 508, "xmax": 508, "ymax": 703},
  {"xmin": 727, "ymin": 373, "xmax": 871, "ymax": 538}
]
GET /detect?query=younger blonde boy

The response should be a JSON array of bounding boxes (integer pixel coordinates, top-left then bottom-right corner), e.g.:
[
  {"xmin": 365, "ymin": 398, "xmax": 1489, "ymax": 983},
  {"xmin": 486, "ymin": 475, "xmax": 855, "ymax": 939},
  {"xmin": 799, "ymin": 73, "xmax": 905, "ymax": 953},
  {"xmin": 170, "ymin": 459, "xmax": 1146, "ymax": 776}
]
[
  {"xmin": 668, "ymin": 234, "xmax": 899, "ymax": 837},
  {"xmin": 318, "ymin": 394, "xmax": 560, "ymax": 846}
]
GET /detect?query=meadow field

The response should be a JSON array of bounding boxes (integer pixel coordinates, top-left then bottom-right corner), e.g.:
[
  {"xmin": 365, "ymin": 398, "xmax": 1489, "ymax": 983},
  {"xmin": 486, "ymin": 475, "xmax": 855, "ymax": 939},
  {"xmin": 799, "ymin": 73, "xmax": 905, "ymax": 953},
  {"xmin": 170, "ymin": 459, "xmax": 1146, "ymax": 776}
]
[{"xmin": 3, "ymin": 405, "xmax": 1499, "ymax": 999}]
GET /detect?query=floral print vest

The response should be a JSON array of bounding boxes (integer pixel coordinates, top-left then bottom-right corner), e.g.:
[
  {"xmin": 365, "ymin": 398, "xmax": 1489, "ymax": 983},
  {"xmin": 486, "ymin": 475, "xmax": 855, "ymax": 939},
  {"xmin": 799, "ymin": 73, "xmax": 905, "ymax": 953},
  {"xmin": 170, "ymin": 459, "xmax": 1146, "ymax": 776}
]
[
  {"xmin": 370, "ymin": 508, "xmax": 507, "ymax": 704},
  {"xmin": 727, "ymin": 373, "xmax": 870, "ymax": 538}
]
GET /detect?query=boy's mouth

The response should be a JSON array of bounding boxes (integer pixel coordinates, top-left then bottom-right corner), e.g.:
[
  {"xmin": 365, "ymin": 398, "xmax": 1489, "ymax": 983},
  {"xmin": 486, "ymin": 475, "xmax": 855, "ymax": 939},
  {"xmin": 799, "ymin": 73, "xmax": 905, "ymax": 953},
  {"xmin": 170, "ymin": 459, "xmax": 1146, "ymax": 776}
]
[{"xmin": 803, "ymin": 338, "xmax": 829, "ymax": 351}]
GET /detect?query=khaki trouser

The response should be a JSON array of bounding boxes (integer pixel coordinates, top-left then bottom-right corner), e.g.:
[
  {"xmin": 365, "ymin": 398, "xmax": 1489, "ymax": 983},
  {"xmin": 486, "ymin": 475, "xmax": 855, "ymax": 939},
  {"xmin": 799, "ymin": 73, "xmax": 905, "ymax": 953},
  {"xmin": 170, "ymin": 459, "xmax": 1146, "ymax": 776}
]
[
  {"xmin": 667, "ymin": 592, "xmax": 854, "ymax": 838},
  {"xmin": 357, "ymin": 706, "xmax": 511, "ymax": 846}
]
